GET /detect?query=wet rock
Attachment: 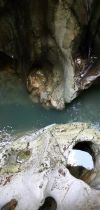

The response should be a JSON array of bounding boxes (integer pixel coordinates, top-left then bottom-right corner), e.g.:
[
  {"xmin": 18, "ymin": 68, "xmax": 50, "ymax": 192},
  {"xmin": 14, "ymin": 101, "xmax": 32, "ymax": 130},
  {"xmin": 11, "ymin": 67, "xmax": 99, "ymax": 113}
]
[
  {"xmin": 27, "ymin": 67, "xmax": 64, "ymax": 109},
  {"xmin": 0, "ymin": 1, "xmax": 100, "ymax": 109}
]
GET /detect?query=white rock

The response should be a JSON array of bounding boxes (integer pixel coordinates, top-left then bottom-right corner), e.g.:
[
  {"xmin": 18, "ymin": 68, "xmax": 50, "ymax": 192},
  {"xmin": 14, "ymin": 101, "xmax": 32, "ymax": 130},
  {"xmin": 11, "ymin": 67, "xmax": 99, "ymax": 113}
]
[{"xmin": 0, "ymin": 123, "xmax": 100, "ymax": 210}]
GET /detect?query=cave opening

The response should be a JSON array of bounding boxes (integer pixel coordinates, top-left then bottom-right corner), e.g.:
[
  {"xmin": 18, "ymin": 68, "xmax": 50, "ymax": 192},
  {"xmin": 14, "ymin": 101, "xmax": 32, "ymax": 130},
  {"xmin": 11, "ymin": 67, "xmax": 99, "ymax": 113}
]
[
  {"xmin": 73, "ymin": 141, "xmax": 94, "ymax": 158},
  {"xmin": 67, "ymin": 141, "xmax": 95, "ymax": 185}
]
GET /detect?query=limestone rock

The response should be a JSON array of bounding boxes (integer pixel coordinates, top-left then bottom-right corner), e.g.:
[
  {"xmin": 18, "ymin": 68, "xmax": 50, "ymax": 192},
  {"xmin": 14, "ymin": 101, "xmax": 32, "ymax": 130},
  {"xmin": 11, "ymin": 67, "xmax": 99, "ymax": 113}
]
[
  {"xmin": 0, "ymin": 0, "xmax": 100, "ymax": 109},
  {"xmin": 0, "ymin": 123, "xmax": 100, "ymax": 209}
]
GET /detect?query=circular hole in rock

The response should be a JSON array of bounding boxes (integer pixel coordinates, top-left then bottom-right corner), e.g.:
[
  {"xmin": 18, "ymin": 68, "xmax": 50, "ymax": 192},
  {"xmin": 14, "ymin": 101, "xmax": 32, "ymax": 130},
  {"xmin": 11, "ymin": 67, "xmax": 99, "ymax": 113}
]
[
  {"xmin": 38, "ymin": 197, "xmax": 57, "ymax": 210},
  {"xmin": 67, "ymin": 141, "xmax": 95, "ymax": 184}
]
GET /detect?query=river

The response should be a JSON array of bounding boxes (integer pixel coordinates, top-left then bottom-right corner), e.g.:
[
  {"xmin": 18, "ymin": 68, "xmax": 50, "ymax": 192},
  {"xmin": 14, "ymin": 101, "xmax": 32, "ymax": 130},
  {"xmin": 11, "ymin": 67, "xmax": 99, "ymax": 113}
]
[{"xmin": 0, "ymin": 71, "xmax": 100, "ymax": 136}]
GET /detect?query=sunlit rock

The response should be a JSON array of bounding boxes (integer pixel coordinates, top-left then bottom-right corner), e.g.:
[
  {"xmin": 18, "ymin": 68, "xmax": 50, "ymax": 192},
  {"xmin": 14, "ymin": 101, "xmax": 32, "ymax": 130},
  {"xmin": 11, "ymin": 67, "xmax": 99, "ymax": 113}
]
[
  {"xmin": 27, "ymin": 67, "xmax": 65, "ymax": 109},
  {"xmin": 0, "ymin": 123, "xmax": 100, "ymax": 210}
]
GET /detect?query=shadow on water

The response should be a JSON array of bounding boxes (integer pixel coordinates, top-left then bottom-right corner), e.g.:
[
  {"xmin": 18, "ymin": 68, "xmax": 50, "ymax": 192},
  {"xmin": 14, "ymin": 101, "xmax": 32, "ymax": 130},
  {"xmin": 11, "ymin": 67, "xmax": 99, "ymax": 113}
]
[
  {"xmin": 0, "ymin": 86, "xmax": 100, "ymax": 133},
  {"xmin": 0, "ymin": 71, "xmax": 100, "ymax": 133}
]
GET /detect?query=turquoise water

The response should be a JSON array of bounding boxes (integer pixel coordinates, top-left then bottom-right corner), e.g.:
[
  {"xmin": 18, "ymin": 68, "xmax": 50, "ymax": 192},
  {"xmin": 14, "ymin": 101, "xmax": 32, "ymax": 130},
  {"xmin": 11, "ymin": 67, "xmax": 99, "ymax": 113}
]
[{"xmin": 0, "ymin": 72, "xmax": 100, "ymax": 134}]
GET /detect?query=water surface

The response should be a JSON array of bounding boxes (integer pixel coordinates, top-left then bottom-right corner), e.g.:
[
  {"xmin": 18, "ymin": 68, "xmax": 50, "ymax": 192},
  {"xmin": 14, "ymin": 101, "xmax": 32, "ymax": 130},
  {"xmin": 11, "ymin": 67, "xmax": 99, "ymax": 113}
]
[{"xmin": 0, "ymin": 71, "xmax": 100, "ymax": 135}]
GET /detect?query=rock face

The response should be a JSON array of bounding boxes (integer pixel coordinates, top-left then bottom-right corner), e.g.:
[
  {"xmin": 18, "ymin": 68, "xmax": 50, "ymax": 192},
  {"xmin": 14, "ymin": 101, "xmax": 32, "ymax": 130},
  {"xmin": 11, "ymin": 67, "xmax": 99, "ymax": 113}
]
[
  {"xmin": 0, "ymin": 123, "xmax": 100, "ymax": 210},
  {"xmin": 0, "ymin": 0, "xmax": 100, "ymax": 109}
]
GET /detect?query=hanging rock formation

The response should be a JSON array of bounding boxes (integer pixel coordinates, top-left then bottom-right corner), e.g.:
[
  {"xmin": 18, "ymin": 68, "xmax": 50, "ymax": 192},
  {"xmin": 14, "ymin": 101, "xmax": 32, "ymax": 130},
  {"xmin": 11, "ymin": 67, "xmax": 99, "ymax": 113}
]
[{"xmin": 0, "ymin": 0, "xmax": 100, "ymax": 109}]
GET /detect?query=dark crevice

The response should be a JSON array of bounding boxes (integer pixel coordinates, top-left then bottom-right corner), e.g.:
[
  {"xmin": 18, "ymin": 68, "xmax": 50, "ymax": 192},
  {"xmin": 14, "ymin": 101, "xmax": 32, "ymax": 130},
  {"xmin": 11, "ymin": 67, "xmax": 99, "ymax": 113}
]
[
  {"xmin": 0, "ymin": 51, "xmax": 16, "ymax": 70},
  {"xmin": 72, "ymin": 1, "xmax": 100, "ymax": 60},
  {"xmin": 38, "ymin": 197, "xmax": 57, "ymax": 210}
]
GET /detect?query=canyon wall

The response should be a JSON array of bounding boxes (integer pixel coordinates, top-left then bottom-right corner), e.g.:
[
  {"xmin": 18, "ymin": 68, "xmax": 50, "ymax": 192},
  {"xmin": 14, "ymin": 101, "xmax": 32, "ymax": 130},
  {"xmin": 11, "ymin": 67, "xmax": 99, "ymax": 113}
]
[{"xmin": 0, "ymin": 0, "xmax": 100, "ymax": 109}]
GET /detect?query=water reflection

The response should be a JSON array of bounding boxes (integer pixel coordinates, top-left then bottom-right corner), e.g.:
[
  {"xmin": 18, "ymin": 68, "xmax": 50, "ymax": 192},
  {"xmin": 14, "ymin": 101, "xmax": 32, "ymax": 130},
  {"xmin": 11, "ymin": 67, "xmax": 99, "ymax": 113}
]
[{"xmin": 0, "ymin": 71, "xmax": 100, "ymax": 133}]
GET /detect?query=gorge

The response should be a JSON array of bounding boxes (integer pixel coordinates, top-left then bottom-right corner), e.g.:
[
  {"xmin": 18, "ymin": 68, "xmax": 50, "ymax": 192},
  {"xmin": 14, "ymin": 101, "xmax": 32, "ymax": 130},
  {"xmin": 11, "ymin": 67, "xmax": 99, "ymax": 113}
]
[
  {"xmin": 0, "ymin": 0, "xmax": 100, "ymax": 109},
  {"xmin": 0, "ymin": 0, "xmax": 100, "ymax": 210}
]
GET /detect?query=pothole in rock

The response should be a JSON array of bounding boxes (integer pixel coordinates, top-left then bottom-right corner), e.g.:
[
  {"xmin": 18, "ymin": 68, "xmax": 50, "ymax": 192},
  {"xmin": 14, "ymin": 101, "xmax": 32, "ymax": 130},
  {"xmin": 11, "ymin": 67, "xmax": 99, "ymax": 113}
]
[
  {"xmin": 67, "ymin": 141, "xmax": 95, "ymax": 184},
  {"xmin": 38, "ymin": 197, "xmax": 57, "ymax": 210}
]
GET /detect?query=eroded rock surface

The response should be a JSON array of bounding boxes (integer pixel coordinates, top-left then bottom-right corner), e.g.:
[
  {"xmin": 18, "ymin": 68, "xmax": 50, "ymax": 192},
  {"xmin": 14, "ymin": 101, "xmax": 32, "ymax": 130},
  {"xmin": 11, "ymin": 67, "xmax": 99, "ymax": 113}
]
[
  {"xmin": 0, "ymin": 0, "xmax": 100, "ymax": 109},
  {"xmin": 0, "ymin": 123, "xmax": 100, "ymax": 210},
  {"xmin": 27, "ymin": 67, "xmax": 65, "ymax": 109}
]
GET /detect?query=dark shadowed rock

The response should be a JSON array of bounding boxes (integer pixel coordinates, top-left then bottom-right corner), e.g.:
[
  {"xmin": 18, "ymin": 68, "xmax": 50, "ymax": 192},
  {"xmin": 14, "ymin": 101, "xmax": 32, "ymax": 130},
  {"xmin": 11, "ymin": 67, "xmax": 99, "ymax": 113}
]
[
  {"xmin": 1, "ymin": 199, "xmax": 17, "ymax": 210},
  {"xmin": 0, "ymin": 0, "xmax": 100, "ymax": 109}
]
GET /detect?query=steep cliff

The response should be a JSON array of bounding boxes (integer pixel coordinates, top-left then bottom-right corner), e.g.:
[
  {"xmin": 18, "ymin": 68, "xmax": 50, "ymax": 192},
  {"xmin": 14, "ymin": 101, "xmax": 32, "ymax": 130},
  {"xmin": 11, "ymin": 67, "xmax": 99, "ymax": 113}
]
[{"xmin": 0, "ymin": 0, "xmax": 100, "ymax": 109}]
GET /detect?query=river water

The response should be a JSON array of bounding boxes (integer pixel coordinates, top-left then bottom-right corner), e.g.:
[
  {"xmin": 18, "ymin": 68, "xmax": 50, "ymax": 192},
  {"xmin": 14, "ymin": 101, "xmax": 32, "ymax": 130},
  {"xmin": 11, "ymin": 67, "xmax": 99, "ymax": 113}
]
[{"xmin": 0, "ymin": 71, "xmax": 100, "ymax": 136}]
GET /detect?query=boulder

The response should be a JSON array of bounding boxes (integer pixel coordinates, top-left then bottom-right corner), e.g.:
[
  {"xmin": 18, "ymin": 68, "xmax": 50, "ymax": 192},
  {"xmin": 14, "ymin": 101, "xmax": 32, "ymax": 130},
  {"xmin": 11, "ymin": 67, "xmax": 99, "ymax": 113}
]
[{"xmin": 0, "ymin": 123, "xmax": 100, "ymax": 210}]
